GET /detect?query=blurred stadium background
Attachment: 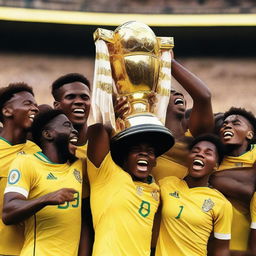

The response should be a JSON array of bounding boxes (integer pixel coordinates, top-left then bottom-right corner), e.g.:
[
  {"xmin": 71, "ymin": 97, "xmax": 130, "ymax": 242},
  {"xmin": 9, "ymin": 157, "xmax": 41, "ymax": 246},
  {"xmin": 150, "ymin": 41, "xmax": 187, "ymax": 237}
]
[{"xmin": 0, "ymin": 0, "xmax": 255, "ymax": 114}]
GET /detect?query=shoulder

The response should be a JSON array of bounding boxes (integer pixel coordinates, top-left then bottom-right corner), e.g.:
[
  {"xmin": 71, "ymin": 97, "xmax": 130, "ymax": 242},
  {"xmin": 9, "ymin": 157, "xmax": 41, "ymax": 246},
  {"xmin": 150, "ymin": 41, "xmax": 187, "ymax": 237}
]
[
  {"xmin": 25, "ymin": 140, "xmax": 41, "ymax": 153},
  {"xmin": 159, "ymin": 176, "xmax": 181, "ymax": 187}
]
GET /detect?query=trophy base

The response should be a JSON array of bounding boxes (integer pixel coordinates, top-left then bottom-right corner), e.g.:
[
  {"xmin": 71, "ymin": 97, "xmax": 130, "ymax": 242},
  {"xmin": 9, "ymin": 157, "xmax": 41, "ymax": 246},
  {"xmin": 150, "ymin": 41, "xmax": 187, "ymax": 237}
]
[{"xmin": 110, "ymin": 124, "xmax": 175, "ymax": 166}]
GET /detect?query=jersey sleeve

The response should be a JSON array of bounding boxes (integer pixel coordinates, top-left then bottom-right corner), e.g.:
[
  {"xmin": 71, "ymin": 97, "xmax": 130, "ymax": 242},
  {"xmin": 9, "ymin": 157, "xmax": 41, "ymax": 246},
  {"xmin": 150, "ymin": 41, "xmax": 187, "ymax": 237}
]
[
  {"xmin": 250, "ymin": 192, "xmax": 256, "ymax": 229},
  {"xmin": 213, "ymin": 199, "xmax": 233, "ymax": 240},
  {"xmin": 4, "ymin": 155, "xmax": 37, "ymax": 198},
  {"xmin": 87, "ymin": 152, "xmax": 118, "ymax": 184}
]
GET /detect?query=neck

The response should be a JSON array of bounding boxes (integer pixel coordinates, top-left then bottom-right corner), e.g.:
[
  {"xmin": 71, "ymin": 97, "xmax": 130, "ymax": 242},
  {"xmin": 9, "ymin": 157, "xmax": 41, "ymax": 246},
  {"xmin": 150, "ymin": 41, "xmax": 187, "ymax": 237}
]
[
  {"xmin": 41, "ymin": 143, "xmax": 67, "ymax": 164},
  {"xmin": 74, "ymin": 124, "xmax": 88, "ymax": 146},
  {"xmin": 0, "ymin": 123, "xmax": 27, "ymax": 145},
  {"xmin": 226, "ymin": 142, "xmax": 250, "ymax": 157},
  {"xmin": 184, "ymin": 175, "xmax": 209, "ymax": 188},
  {"xmin": 165, "ymin": 111, "xmax": 186, "ymax": 139}
]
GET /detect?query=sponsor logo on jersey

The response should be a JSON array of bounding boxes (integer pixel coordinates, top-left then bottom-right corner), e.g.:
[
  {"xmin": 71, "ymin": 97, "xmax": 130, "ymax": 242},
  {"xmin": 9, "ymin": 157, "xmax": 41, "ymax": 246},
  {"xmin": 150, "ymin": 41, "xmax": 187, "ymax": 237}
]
[
  {"xmin": 202, "ymin": 198, "xmax": 215, "ymax": 212},
  {"xmin": 73, "ymin": 169, "xmax": 82, "ymax": 183},
  {"xmin": 47, "ymin": 172, "xmax": 57, "ymax": 180},
  {"xmin": 169, "ymin": 191, "xmax": 180, "ymax": 198},
  {"xmin": 8, "ymin": 169, "xmax": 21, "ymax": 184}
]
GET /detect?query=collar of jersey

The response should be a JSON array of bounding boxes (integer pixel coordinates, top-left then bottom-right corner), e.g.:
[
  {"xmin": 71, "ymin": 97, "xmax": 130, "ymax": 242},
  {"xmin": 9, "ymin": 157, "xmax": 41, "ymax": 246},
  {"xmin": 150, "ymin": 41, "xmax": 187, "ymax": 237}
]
[{"xmin": 34, "ymin": 151, "xmax": 62, "ymax": 165}]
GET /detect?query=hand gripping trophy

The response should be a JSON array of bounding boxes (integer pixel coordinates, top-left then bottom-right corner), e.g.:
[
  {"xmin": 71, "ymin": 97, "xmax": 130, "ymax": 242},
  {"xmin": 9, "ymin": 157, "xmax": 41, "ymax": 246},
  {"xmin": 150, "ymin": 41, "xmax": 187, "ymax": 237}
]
[{"xmin": 89, "ymin": 21, "xmax": 175, "ymax": 159}]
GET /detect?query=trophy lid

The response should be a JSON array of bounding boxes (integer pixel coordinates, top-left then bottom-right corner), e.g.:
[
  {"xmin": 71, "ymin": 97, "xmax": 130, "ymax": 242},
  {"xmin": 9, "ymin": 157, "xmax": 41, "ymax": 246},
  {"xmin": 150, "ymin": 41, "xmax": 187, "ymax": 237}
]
[{"xmin": 110, "ymin": 124, "xmax": 175, "ymax": 166}]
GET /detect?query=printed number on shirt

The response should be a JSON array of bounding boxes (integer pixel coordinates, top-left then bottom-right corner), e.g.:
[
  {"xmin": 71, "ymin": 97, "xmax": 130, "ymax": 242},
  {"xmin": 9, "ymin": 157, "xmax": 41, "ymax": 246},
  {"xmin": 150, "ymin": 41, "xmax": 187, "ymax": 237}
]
[
  {"xmin": 58, "ymin": 192, "xmax": 80, "ymax": 209},
  {"xmin": 175, "ymin": 205, "xmax": 184, "ymax": 219},
  {"xmin": 138, "ymin": 200, "xmax": 151, "ymax": 217}
]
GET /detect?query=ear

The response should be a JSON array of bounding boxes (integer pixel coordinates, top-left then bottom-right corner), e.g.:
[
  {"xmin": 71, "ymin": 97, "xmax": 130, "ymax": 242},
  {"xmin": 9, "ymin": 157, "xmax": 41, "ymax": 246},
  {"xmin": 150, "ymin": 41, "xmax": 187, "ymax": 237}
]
[
  {"xmin": 53, "ymin": 101, "xmax": 60, "ymax": 110},
  {"xmin": 152, "ymin": 158, "xmax": 157, "ymax": 168},
  {"xmin": 2, "ymin": 106, "xmax": 13, "ymax": 119},
  {"xmin": 42, "ymin": 129, "xmax": 54, "ymax": 141},
  {"xmin": 246, "ymin": 131, "xmax": 254, "ymax": 140}
]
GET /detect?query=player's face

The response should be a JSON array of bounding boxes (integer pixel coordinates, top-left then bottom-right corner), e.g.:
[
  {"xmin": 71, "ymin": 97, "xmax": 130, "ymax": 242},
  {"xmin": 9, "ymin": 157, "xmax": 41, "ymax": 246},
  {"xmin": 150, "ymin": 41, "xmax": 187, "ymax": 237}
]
[
  {"xmin": 167, "ymin": 90, "xmax": 186, "ymax": 116},
  {"xmin": 48, "ymin": 114, "xmax": 78, "ymax": 156},
  {"xmin": 219, "ymin": 115, "xmax": 253, "ymax": 146},
  {"xmin": 187, "ymin": 141, "xmax": 218, "ymax": 179},
  {"xmin": 124, "ymin": 143, "xmax": 156, "ymax": 182},
  {"xmin": 4, "ymin": 91, "xmax": 38, "ymax": 129},
  {"xmin": 54, "ymin": 82, "xmax": 91, "ymax": 127}
]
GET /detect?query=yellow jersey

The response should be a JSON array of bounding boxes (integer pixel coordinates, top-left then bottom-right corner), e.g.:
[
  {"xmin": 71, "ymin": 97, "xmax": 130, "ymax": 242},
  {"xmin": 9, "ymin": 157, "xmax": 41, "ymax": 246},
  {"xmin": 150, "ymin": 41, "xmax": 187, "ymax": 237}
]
[
  {"xmin": 218, "ymin": 144, "xmax": 256, "ymax": 251},
  {"xmin": 75, "ymin": 144, "xmax": 87, "ymax": 159},
  {"xmin": 151, "ymin": 134, "xmax": 192, "ymax": 183},
  {"xmin": 250, "ymin": 193, "xmax": 256, "ymax": 230},
  {"xmin": 4, "ymin": 152, "xmax": 84, "ymax": 256},
  {"xmin": 87, "ymin": 153, "xmax": 160, "ymax": 256},
  {"xmin": 0, "ymin": 137, "xmax": 40, "ymax": 255},
  {"xmin": 156, "ymin": 176, "xmax": 232, "ymax": 256}
]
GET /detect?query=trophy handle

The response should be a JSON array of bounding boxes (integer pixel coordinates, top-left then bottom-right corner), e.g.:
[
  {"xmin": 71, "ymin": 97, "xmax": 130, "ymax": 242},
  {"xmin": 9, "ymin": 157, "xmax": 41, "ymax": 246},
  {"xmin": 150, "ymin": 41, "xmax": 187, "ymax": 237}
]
[
  {"xmin": 94, "ymin": 28, "xmax": 114, "ymax": 43},
  {"xmin": 157, "ymin": 37, "xmax": 175, "ymax": 50}
]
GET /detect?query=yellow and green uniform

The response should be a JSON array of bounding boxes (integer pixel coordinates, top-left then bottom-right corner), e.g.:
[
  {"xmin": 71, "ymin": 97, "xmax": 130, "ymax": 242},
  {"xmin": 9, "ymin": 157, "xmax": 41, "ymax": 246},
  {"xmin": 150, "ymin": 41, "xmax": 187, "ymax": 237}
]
[
  {"xmin": 151, "ymin": 132, "xmax": 192, "ymax": 183},
  {"xmin": 156, "ymin": 176, "xmax": 232, "ymax": 256},
  {"xmin": 4, "ymin": 152, "xmax": 84, "ymax": 256},
  {"xmin": 218, "ymin": 144, "xmax": 256, "ymax": 251},
  {"xmin": 250, "ymin": 192, "xmax": 256, "ymax": 230},
  {"xmin": 87, "ymin": 153, "xmax": 160, "ymax": 256},
  {"xmin": 75, "ymin": 144, "xmax": 87, "ymax": 159},
  {"xmin": 0, "ymin": 137, "xmax": 40, "ymax": 255}
]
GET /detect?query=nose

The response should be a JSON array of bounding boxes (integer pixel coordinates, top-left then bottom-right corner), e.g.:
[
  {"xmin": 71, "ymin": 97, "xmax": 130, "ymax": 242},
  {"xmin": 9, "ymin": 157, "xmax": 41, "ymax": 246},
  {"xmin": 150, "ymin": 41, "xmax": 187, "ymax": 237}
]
[
  {"xmin": 31, "ymin": 104, "xmax": 39, "ymax": 113},
  {"xmin": 73, "ymin": 96, "xmax": 85, "ymax": 105},
  {"xmin": 71, "ymin": 126, "xmax": 78, "ymax": 136}
]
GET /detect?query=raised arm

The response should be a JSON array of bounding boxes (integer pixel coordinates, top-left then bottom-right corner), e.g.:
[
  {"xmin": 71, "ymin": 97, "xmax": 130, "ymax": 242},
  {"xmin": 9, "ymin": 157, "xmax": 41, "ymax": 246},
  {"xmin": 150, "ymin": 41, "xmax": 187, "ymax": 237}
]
[
  {"xmin": 210, "ymin": 166, "xmax": 256, "ymax": 205},
  {"xmin": 87, "ymin": 123, "xmax": 112, "ymax": 167},
  {"xmin": 172, "ymin": 58, "xmax": 214, "ymax": 136},
  {"xmin": 3, "ymin": 188, "xmax": 77, "ymax": 225}
]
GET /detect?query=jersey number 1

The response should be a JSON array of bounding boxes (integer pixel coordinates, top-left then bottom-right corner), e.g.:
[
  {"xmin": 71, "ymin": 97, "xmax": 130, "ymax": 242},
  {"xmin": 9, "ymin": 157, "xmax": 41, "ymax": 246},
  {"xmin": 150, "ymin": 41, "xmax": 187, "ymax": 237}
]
[{"xmin": 175, "ymin": 205, "xmax": 184, "ymax": 219}]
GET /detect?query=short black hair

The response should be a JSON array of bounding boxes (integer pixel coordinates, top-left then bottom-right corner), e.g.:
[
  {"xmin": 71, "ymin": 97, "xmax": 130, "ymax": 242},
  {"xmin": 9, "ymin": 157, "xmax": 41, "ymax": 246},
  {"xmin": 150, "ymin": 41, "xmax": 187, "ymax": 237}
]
[
  {"xmin": 189, "ymin": 133, "xmax": 225, "ymax": 165},
  {"xmin": 31, "ymin": 109, "xmax": 63, "ymax": 147},
  {"xmin": 223, "ymin": 107, "xmax": 256, "ymax": 134},
  {"xmin": 0, "ymin": 82, "xmax": 34, "ymax": 122},
  {"xmin": 51, "ymin": 73, "xmax": 90, "ymax": 100}
]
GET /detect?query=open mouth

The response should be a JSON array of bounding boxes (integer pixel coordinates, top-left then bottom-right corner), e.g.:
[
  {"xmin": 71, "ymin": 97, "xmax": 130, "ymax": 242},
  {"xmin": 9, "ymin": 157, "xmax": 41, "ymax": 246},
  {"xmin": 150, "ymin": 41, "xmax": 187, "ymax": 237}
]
[
  {"xmin": 69, "ymin": 136, "xmax": 78, "ymax": 145},
  {"xmin": 192, "ymin": 159, "xmax": 205, "ymax": 170},
  {"xmin": 29, "ymin": 114, "xmax": 35, "ymax": 122},
  {"xmin": 72, "ymin": 108, "xmax": 85, "ymax": 116},
  {"xmin": 137, "ymin": 159, "xmax": 149, "ymax": 172},
  {"xmin": 174, "ymin": 98, "xmax": 184, "ymax": 106},
  {"xmin": 223, "ymin": 131, "xmax": 234, "ymax": 140}
]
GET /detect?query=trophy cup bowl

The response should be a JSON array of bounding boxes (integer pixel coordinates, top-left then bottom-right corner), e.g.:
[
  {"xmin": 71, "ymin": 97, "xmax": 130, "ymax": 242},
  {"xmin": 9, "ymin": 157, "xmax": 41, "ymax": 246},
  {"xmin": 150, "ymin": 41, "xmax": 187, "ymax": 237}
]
[{"xmin": 93, "ymin": 21, "xmax": 175, "ymax": 159}]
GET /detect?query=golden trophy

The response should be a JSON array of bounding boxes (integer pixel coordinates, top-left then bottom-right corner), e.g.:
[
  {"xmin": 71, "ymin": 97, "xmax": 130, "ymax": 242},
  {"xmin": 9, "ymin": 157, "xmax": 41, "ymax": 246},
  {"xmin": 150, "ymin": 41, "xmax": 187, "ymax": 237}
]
[{"xmin": 90, "ymin": 21, "xmax": 174, "ymax": 158}]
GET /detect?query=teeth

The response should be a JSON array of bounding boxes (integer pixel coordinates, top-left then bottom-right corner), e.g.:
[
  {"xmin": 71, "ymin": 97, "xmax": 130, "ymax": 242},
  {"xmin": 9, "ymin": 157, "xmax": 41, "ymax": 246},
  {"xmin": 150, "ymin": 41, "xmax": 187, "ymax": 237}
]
[
  {"xmin": 70, "ymin": 138, "xmax": 78, "ymax": 143},
  {"xmin": 193, "ymin": 159, "xmax": 204, "ymax": 166},
  {"xmin": 223, "ymin": 131, "xmax": 233, "ymax": 138},
  {"xmin": 29, "ymin": 114, "xmax": 35, "ymax": 121},
  {"xmin": 137, "ymin": 160, "xmax": 148, "ymax": 166},
  {"xmin": 174, "ymin": 98, "xmax": 184, "ymax": 105},
  {"xmin": 73, "ymin": 109, "xmax": 85, "ymax": 114}
]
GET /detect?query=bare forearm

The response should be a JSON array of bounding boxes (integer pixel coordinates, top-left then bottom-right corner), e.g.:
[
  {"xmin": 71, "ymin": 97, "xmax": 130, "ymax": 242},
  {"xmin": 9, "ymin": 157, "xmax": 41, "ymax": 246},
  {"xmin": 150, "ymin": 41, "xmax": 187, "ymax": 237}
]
[
  {"xmin": 3, "ymin": 196, "xmax": 47, "ymax": 225},
  {"xmin": 172, "ymin": 59, "xmax": 211, "ymax": 101}
]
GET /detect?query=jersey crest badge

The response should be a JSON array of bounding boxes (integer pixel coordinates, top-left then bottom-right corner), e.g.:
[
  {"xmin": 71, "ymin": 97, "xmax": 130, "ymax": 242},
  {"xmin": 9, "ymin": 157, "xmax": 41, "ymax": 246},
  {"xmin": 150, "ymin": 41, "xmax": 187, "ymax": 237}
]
[
  {"xmin": 73, "ymin": 169, "xmax": 82, "ymax": 183},
  {"xmin": 136, "ymin": 186, "xmax": 143, "ymax": 196},
  {"xmin": 151, "ymin": 190, "xmax": 159, "ymax": 201},
  {"xmin": 202, "ymin": 198, "xmax": 214, "ymax": 212}
]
